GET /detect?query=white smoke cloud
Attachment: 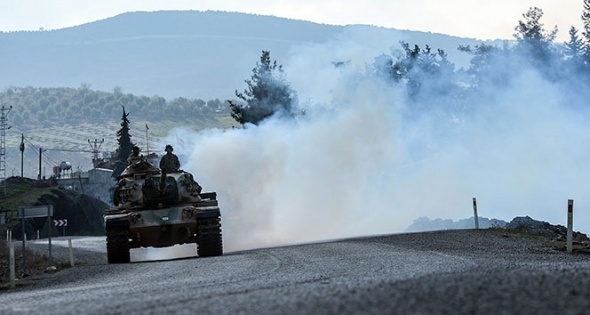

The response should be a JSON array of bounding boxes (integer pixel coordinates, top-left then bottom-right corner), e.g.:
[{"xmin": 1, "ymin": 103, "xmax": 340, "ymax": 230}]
[{"xmin": 160, "ymin": 38, "xmax": 590, "ymax": 252}]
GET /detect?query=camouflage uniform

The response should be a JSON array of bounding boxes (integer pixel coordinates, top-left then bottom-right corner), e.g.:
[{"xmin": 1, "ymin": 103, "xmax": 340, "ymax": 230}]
[
  {"xmin": 128, "ymin": 147, "xmax": 142, "ymax": 164},
  {"xmin": 159, "ymin": 152, "xmax": 180, "ymax": 173}
]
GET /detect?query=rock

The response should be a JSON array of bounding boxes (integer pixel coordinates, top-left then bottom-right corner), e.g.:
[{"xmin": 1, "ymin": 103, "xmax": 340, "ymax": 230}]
[{"xmin": 505, "ymin": 216, "xmax": 552, "ymax": 230}]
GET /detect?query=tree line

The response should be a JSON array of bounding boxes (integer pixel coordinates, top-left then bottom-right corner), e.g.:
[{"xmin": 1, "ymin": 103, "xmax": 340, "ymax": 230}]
[
  {"xmin": 231, "ymin": 4, "xmax": 590, "ymax": 125},
  {"xmin": 1, "ymin": 85, "xmax": 231, "ymax": 130}
]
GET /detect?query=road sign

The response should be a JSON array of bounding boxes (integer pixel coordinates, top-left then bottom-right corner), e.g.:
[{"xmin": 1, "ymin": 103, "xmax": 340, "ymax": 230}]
[
  {"xmin": 19, "ymin": 205, "xmax": 54, "ymax": 273},
  {"xmin": 20, "ymin": 205, "xmax": 53, "ymax": 218},
  {"xmin": 53, "ymin": 219, "xmax": 68, "ymax": 227}
]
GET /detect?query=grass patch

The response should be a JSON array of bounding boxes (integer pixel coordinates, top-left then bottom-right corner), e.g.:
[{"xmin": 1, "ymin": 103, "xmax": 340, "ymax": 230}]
[{"xmin": 0, "ymin": 240, "xmax": 71, "ymax": 289}]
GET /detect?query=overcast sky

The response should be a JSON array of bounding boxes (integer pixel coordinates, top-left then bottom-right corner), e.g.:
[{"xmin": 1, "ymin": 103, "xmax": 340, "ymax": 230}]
[{"xmin": 0, "ymin": 0, "xmax": 585, "ymax": 41}]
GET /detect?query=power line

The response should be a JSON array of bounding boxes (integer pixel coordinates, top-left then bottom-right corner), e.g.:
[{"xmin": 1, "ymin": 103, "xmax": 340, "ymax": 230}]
[
  {"xmin": 18, "ymin": 135, "xmax": 80, "ymax": 178},
  {"xmin": 46, "ymin": 148, "xmax": 93, "ymax": 153},
  {"xmin": 11, "ymin": 132, "xmax": 114, "ymax": 178}
]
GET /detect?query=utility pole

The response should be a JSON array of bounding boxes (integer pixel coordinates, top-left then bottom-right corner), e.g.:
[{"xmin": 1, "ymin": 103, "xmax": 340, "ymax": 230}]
[
  {"xmin": 19, "ymin": 134, "xmax": 24, "ymax": 177},
  {"xmin": 38, "ymin": 147, "xmax": 42, "ymax": 180},
  {"xmin": 0, "ymin": 105, "xmax": 12, "ymax": 194},
  {"xmin": 88, "ymin": 139, "xmax": 104, "ymax": 168}
]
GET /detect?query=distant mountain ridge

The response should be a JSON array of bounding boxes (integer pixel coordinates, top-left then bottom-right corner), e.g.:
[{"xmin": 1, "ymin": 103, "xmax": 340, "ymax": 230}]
[{"xmin": 0, "ymin": 10, "xmax": 493, "ymax": 100}]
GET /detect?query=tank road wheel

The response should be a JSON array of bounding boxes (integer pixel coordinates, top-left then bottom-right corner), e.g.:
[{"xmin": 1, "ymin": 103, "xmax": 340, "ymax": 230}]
[
  {"xmin": 106, "ymin": 228, "xmax": 130, "ymax": 263},
  {"xmin": 197, "ymin": 217, "xmax": 223, "ymax": 257}
]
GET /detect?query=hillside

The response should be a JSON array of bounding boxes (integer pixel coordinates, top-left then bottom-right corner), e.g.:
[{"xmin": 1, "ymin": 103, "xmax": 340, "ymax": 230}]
[{"xmin": 0, "ymin": 10, "xmax": 490, "ymax": 101}]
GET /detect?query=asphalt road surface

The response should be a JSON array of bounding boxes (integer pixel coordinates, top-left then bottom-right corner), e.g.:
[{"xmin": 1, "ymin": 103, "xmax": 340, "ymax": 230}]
[{"xmin": 1, "ymin": 229, "xmax": 590, "ymax": 315}]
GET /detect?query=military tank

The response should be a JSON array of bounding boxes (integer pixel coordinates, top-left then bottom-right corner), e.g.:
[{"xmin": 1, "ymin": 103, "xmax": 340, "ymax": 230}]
[{"xmin": 104, "ymin": 160, "xmax": 222, "ymax": 263}]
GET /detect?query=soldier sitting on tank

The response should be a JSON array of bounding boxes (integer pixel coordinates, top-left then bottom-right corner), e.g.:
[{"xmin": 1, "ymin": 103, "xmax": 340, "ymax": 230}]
[
  {"xmin": 127, "ymin": 146, "xmax": 143, "ymax": 165},
  {"xmin": 159, "ymin": 144, "xmax": 180, "ymax": 173}
]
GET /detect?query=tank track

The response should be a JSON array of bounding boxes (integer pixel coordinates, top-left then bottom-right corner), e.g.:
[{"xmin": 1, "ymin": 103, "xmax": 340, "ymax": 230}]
[
  {"xmin": 196, "ymin": 217, "xmax": 223, "ymax": 257},
  {"xmin": 106, "ymin": 227, "xmax": 131, "ymax": 263}
]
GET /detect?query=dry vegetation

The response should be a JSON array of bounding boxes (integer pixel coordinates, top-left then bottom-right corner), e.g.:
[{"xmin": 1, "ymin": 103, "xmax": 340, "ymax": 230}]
[{"xmin": 0, "ymin": 240, "xmax": 70, "ymax": 289}]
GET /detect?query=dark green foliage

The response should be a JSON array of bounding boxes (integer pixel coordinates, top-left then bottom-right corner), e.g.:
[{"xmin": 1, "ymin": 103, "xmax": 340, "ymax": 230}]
[
  {"xmin": 229, "ymin": 50, "xmax": 297, "ymax": 125},
  {"xmin": 116, "ymin": 106, "xmax": 134, "ymax": 163},
  {"xmin": 376, "ymin": 41, "xmax": 458, "ymax": 107},
  {"xmin": 112, "ymin": 106, "xmax": 134, "ymax": 178}
]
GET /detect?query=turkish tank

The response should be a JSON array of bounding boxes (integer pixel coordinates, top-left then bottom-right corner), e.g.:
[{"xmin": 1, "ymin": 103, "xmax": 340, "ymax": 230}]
[{"xmin": 104, "ymin": 160, "xmax": 222, "ymax": 263}]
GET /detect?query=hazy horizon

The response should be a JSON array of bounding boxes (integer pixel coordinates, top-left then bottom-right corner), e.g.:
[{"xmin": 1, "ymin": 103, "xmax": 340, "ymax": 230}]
[{"xmin": 0, "ymin": 1, "xmax": 585, "ymax": 42}]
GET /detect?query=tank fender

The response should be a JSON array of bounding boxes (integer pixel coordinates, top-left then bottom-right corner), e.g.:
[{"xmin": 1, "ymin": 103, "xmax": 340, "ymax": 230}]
[
  {"xmin": 195, "ymin": 208, "xmax": 220, "ymax": 219},
  {"xmin": 105, "ymin": 218, "xmax": 129, "ymax": 229}
]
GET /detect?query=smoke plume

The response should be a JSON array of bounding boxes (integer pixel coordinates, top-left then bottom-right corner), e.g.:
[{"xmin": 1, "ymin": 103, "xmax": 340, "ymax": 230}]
[{"xmin": 161, "ymin": 37, "xmax": 590, "ymax": 252}]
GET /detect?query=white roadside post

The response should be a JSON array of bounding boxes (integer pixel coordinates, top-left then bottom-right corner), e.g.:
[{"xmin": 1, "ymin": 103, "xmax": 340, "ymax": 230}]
[
  {"xmin": 473, "ymin": 197, "xmax": 479, "ymax": 229},
  {"xmin": 567, "ymin": 199, "xmax": 573, "ymax": 254},
  {"xmin": 9, "ymin": 240, "xmax": 15, "ymax": 288},
  {"xmin": 68, "ymin": 239, "xmax": 75, "ymax": 267},
  {"xmin": 8, "ymin": 230, "xmax": 15, "ymax": 288}
]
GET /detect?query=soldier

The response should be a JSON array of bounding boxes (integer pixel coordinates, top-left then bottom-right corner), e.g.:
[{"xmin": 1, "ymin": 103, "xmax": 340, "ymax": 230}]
[
  {"xmin": 159, "ymin": 144, "xmax": 180, "ymax": 173},
  {"xmin": 127, "ymin": 146, "xmax": 142, "ymax": 164}
]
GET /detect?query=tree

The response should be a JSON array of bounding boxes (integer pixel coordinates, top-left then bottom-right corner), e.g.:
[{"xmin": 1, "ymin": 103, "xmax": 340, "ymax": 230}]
[
  {"xmin": 564, "ymin": 26, "xmax": 584, "ymax": 60},
  {"xmin": 381, "ymin": 42, "xmax": 456, "ymax": 104},
  {"xmin": 458, "ymin": 43, "xmax": 513, "ymax": 88},
  {"xmin": 582, "ymin": 0, "xmax": 590, "ymax": 63},
  {"xmin": 513, "ymin": 7, "xmax": 558, "ymax": 67},
  {"xmin": 113, "ymin": 106, "xmax": 134, "ymax": 178},
  {"xmin": 117, "ymin": 106, "xmax": 134, "ymax": 160},
  {"xmin": 564, "ymin": 26, "xmax": 585, "ymax": 76},
  {"xmin": 229, "ymin": 50, "xmax": 297, "ymax": 125}
]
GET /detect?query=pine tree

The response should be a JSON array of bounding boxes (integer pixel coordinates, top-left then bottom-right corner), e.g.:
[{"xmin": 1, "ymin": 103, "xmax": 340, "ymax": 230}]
[
  {"xmin": 387, "ymin": 42, "xmax": 456, "ymax": 103},
  {"xmin": 229, "ymin": 50, "xmax": 296, "ymax": 125},
  {"xmin": 582, "ymin": 0, "xmax": 590, "ymax": 64},
  {"xmin": 458, "ymin": 44, "xmax": 514, "ymax": 89},
  {"xmin": 112, "ymin": 106, "xmax": 134, "ymax": 178},
  {"xmin": 513, "ymin": 7, "xmax": 557, "ymax": 66},
  {"xmin": 117, "ymin": 106, "xmax": 133, "ymax": 161},
  {"xmin": 564, "ymin": 26, "xmax": 584, "ymax": 62}
]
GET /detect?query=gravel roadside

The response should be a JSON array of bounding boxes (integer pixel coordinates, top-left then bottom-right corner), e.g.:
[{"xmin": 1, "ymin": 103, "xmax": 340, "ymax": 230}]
[{"xmin": 0, "ymin": 237, "xmax": 106, "ymax": 288}]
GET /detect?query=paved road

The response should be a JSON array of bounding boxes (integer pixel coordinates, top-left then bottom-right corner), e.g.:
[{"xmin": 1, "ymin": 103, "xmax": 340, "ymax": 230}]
[{"xmin": 1, "ymin": 230, "xmax": 590, "ymax": 314}]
